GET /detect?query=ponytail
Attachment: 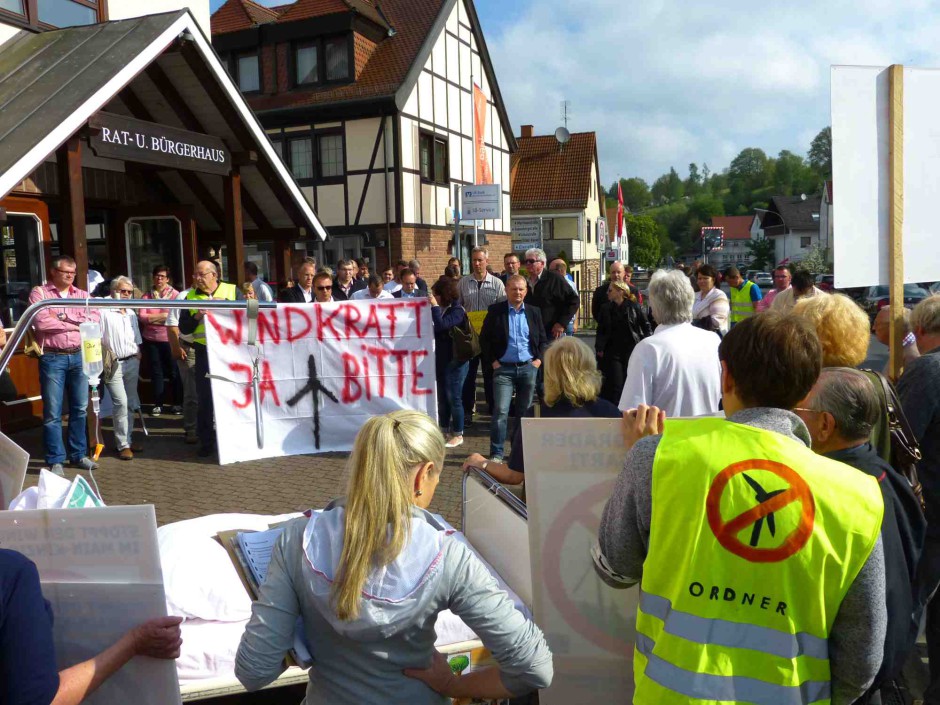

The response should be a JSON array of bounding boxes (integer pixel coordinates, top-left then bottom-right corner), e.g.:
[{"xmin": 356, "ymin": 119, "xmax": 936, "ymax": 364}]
[{"xmin": 332, "ymin": 411, "xmax": 445, "ymax": 620}]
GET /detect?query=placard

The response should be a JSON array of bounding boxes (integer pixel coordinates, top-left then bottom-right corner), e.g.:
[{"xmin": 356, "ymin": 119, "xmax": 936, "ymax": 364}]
[
  {"xmin": 0, "ymin": 429, "xmax": 28, "ymax": 509},
  {"xmin": 523, "ymin": 418, "xmax": 636, "ymax": 705},
  {"xmin": 205, "ymin": 300, "xmax": 437, "ymax": 464}
]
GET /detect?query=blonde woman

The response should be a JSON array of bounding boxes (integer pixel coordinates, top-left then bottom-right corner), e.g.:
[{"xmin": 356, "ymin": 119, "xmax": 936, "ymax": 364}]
[
  {"xmin": 791, "ymin": 293, "xmax": 870, "ymax": 367},
  {"xmin": 235, "ymin": 410, "xmax": 552, "ymax": 703},
  {"xmin": 463, "ymin": 337, "xmax": 620, "ymax": 489},
  {"xmin": 595, "ymin": 279, "xmax": 651, "ymax": 403}
]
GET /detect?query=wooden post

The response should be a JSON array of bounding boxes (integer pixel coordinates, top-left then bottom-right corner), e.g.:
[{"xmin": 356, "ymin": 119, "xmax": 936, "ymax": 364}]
[
  {"xmin": 56, "ymin": 136, "xmax": 89, "ymax": 291},
  {"xmin": 274, "ymin": 238, "xmax": 291, "ymax": 286},
  {"xmin": 888, "ymin": 64, "xmax": 905, "ymax": 381},
  {"xmin": 223, "ymin": 167, "xmax": 245, "ymax": 286}
]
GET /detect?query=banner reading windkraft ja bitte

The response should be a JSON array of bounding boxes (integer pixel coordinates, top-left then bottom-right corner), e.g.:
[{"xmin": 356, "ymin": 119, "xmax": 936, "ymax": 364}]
[{"xmin": 204, "ymin": 300, "xmax": 437, "ymax": 465}]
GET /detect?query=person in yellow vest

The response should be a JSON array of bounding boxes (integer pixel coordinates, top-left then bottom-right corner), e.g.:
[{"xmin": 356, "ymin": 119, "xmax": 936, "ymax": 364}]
[
  {"xmin": 178, "ymin": 260, "xmax": 242, "ymax": 458},
  {"xmin": 593, "ymin": 311, "xmax": 887, "ymax": 704},
  {"xmin": 725, "ymin": 266, "xmax": 763, "ymax": 327}
]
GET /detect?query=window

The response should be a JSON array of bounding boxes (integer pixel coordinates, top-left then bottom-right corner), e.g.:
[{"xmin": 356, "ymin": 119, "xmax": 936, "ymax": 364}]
[
  {"xmin": 542, "ymin": 219, "xmax": 554, "ymax": 240},
  {"xmin": 1, "ymin": 0, "xmax": 101, "ymax": 28},
  {"xmin": 236, "ymin": 53, "xmax": 260, "ymax": 93},
  {"xmin": 324, "ymin": 36, "xmax": 350, "ymax": 81},
  {"xmin": 0, "ymin": 214, "xmax": 44, "ymax": 327},
  {"xmin": 289, "ymin": 138, "xmax": 314, "ymax": 180},
  {"xmin": 317, "ymin": 133, "xmax": 344, "ymax": 178},
  {"xmin": 295, "ymin": 43, "xmax": 319, "ymax": 86},
  {"xmin": 270, "ymin": 139, "xmax": 283, "ymax": 158},
  {"xmin": 800, "ymin": 236, "xmax": 812, "ymax": 249},
  {"xmin": 586, "ymin": 219, "xmax": 592, "ymax": 243},
  {"xmin": 419, "ymin": 132, "xmax": 448, "ymax": 185}
]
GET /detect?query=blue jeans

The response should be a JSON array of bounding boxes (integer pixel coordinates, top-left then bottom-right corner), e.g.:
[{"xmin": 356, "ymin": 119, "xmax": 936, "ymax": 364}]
[
  {"xmin": 439, "ymin": 360, "xmax": 469, "ymax": 434},
  {"xmin": 39, "ymin": 351, "xmax": 89, "ymax": 465},
  {"xmin": 490, "ymin": 362, "xmax": 537, "ymax": 458}
]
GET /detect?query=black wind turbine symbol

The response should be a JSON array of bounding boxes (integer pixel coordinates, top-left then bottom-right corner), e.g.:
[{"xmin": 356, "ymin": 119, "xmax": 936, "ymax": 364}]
[
  {"xmin": 286, "ymin": 354, "xmax": 339, "ymax": 450},
  {"xmin": 741, "ymin": 474, "xmax": 786, "ymax": 547}
]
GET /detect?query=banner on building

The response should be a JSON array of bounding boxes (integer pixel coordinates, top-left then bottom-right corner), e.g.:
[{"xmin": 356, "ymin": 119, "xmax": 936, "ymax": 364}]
[
  {"xmin": 204, "ymin": 300, "xmax": 437, "ymax": 465},
  {"xmin": 473, "ymin": 83, "xmax": 493, "ymax": 185}
]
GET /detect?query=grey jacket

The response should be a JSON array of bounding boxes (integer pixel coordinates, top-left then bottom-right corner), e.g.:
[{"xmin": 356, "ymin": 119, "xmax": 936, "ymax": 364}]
[
  {"xmin": 235, "ymin": 504, "xmax": 552, "ymax": 704},
  {"xmin": 594, "ymin": 408, "xmax": 887, "ymax": 705}
]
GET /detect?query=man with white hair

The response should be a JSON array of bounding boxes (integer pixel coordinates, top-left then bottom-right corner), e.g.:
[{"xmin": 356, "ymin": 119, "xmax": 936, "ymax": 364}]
[
  {"xmin": 796, "ymin": 367, "xmax": 925, "ymax": 695},
  {"xmin": 898, "ymin": 294, "xmax": 940, "ymax": 700},
  {"xmin": 618, "ymin": 269, "xmax": 721, "ymax": 416},
  {"xmin": 524, "ymin": 247, "xmax": 579, "ymax": 340},
  {"xmin": 100, "ymin": 276, "xmax": 144, "ymax": 460}
]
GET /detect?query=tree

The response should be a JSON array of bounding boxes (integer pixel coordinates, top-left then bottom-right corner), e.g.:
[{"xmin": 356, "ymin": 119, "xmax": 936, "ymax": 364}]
[
  {"xmin": 625, "ymin": 214, "xmax": 661, "ymax": 268},
  {"xmin": 685, "ymin": 162, "xmax": 701, "ymax": 196},
  {"xmin": 808, "ymin": 127, "xmax": 832, "ymax": 177},
  {"xmin": 616, "ymin": 177, "xmax": 651, "ymax": 212},
  {"xmin": 798, "ymin": 245, "xmax": 829, "ymax": 274},
  {"xmin": 745, "ymin": 237, "xmax": 776, "ymax": 271},
  {"xmin": 728, "ymin": 148, "xmax": 770, "ymax": 194},
  {"xmin": 773, "ymin": 150, "xmax": 809, "ymax": 196}
]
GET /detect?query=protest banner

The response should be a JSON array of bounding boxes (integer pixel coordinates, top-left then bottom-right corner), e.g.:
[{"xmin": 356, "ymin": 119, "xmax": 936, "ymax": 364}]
[
  {"xmin": 0, "ymin": 506, "xmax": 179, "ymax": 705},
  {"xmin": 204, "ymin": 299, "xmax": 437, "ymax": 465},
  {"xmin": 523, "ymin": 418, "xmax": 636, "ymax": 705}
]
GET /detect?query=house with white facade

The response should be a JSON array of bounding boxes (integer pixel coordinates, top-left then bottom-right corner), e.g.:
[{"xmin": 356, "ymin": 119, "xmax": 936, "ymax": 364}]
[
  {"xmin": 211, "ymin": 0, "xmax": 516, "ymax": 276},
  {"xmin": 759, "ymin": 194, "xmax": 823, "ymax": 266}
]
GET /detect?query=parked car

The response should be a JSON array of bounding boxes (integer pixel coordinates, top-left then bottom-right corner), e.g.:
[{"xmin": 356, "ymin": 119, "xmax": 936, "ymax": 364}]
[
  {"xmin": 929, "ymin": 281, "xmax": 940, "ymax": 296},
  {"xmin": 815, "ymin": 274, "xmax": 835, "ymax": 292},
  {"xmin": 860, "ymin": 284, "xmax": 930, "ymax": 321},
  {"xmin": 754, "ymin": 272, "xmax": 773, "ymax": 287}
]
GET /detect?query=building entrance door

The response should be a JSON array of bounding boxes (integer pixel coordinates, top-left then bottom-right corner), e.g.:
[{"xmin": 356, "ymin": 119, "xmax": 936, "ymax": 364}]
[{"xmin": 118, "ymin": 208, "xmax": 196, "ymax": 293}]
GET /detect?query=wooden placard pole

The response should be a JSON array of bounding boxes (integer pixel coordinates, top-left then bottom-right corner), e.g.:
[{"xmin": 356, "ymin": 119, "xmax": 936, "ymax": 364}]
[{"xmin": 888, "ymin": 64, "xmax": 905, "ymax": 381}]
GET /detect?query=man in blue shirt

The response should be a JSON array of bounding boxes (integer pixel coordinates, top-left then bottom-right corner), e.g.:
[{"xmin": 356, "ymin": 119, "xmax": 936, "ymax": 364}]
[
  {"xmin": 480, "ymin": 275, "xmax": 548, "ymax": 462},
  {"xmin": 392, "ymin": 269, "xmax": 420, "ymax": 299}
]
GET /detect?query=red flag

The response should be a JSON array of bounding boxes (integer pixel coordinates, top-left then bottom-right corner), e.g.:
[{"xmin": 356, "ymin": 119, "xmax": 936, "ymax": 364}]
[
  {"xmin": 473, "ymin": 84, "xmax": 493, "ymax": 184},
  {"xmin": 616, "ymin": 181, "xmax": 624, "ymax": 241}
]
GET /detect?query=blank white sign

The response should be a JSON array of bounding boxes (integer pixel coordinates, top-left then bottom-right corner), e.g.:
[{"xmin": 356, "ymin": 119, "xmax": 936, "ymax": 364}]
[{"xmin": 832, "ymin": 65, "xmax": 940, "ymax": 288}]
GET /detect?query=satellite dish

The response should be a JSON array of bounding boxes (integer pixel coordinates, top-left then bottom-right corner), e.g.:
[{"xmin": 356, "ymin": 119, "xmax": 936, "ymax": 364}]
[
  {"xmin": 800, "ymin": 193, "xmax": 807, "ymax": 201},
  {"xmin": 555, "ymin": 127, "xmax": 571, "ymax": 145}
]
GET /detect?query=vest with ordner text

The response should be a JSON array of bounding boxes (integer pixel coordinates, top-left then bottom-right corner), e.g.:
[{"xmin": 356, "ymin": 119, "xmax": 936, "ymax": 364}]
[
  {"xmin": 729, "ymin": 280, "xmax": 757, "ymax": 323},
  {"xmin": 186, "ymin": 281, "xmax": 237, "ymax": 345},
  {"xmin": 635, "ymin": 418, "xmax": 883, "ymax": 705}
]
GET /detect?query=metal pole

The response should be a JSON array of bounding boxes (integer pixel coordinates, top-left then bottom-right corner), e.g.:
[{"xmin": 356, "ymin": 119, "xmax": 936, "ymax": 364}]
[
  {"xmin": 453, "ymin": 183, "xmax": 460, "ymax": 259},
  {"xmin": 539, "ymin": 216, "xmax": 544, "ymax": 252}
]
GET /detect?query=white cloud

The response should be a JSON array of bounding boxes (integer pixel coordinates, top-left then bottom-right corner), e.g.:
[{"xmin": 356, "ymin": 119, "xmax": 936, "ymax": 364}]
[{"xmin": 483, "ymin": 0, "xmax": 940, "ymax": 186}]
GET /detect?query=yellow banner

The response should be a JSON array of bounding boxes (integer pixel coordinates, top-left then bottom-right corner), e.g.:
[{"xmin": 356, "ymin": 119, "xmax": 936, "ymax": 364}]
[{"xmin": 468, "ymin": 310, "xmax": 488, "ymax": 334}]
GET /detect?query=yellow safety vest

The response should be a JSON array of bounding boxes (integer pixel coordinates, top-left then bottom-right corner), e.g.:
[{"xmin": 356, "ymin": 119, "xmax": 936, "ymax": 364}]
[
  {"xmin": 730, "ymin": 280, "xmax": 758, "ymax": 324},
  {"xmin": 186, "ymin": 281, "xmax": 237, "ymax": 345},
  {"xmin": 636, "ymin": 418, "xmax": 883, "ymax": 705}
]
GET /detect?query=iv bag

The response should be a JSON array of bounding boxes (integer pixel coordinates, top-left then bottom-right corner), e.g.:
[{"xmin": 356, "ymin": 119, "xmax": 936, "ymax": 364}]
[{"xmin": 79, "ymin": 321, "xmax": 103, "ymax": 385}]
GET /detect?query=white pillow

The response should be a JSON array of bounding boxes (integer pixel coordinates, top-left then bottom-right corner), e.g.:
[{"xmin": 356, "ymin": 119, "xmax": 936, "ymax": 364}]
[{"xmin": 158, "ymin": 513, "xmax": 302, "ymax": 623}]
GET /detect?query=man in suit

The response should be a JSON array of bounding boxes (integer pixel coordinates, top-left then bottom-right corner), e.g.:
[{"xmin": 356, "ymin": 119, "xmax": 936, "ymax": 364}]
[
  {"xmin": 392, "ymin": 269, "xmax": 421, "ymax": 298},
  {"xmin": 408, "ymin": 259, "xmax": 429, "ymax": 293},
  {"xmin": 524, "ymin": 247, "xmax": 579, "ymax": 340},
  {"xmin": 332, "ymin": 259, "xmax": 366, "ymax": 301},
  {"xmin": 480, "ymin": 275, "xmax": 548, "ymax": 463},
  {"xmin": 312, "ymin": 272, "xmax": 333, "ymax": 303},
  {"xmin": 279, "ymin": 261, "xmax": 316, "ymax": 303},
  {"xmin": 591, "ymin": 261, "xmax": 641, "ymax": 323},
  {"xmin": 499, "ymin": 252, "xmax": 521, "ymax": 284}
]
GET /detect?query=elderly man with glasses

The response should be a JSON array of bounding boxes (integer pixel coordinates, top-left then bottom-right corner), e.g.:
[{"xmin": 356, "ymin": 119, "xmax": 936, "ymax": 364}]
[
  {"xmin": 27, "ymin": 255, "xmax": 100, "ymax": 475},
  {"xmin": 523, "ymin": 248, "xmax": 579, "ymax": 340},
  {"xmin": 100, "ymin": 277, "xmax": 144, "ymax": 461}
]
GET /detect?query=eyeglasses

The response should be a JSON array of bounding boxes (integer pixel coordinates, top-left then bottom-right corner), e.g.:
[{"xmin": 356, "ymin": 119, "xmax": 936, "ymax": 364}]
[
  {"xmin": 117, "ymin": 289, "xmax": 134, "ymax": 295},
  {"xmin": 773, "ymin": 275, "xmax": 790, "ymax": 279},
  {"xmin": 792, "ymin": 407, "xmax": 820, "ymax": 414},
  {"xmin": 524, "ymin": 259, "xmax": 541, "ymax": 265},
  {"xmin": 315, "ymin": 285, "xmax": 332, "ymax": 291},
  {"xmin": 55, "ymin": 269, "xmax": 76, "ymax": 276}
]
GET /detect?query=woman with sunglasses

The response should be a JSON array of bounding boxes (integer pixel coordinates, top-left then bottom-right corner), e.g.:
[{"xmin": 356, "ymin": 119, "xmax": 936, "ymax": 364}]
[{"xmin": 100, "ymin": 276, "xmax": 144, "ymax": 460}]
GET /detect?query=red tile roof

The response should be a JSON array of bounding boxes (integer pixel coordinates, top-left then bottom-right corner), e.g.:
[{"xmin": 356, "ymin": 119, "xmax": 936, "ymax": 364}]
[
  {"xmin": 211, "ymin": 0, "xmax": 280, "ymax": 35},
  {"xmin": 276, "ymin": 0, "xmax": 349, "ymax": 23},
  {"xmin": 511, "ymin": 131, "xmax": 598, "ymax": 211},
  {"xmin": 710, "ymin": 215, "xmax": 754, "ymax": 240}
]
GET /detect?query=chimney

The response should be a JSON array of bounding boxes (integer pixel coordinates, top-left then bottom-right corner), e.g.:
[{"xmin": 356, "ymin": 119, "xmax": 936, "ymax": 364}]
[{"xmin": 521, "ymin": 125, "xmax": 534, "ymax": 138}]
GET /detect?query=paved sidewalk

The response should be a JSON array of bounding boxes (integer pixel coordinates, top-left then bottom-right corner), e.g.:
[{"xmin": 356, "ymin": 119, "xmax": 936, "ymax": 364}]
[{"xmin": 17, "ymin": 409, "xmax": 500, "ymax": 529}]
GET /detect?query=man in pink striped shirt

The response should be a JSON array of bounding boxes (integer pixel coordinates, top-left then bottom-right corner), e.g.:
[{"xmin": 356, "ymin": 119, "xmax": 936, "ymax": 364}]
[
  {"xmin": 27, "ymin": 256, "xmax": 99, "ymax": 475},
  {"xmin": 756, "ymin": 266, "xmax": 791, "ymax": 312}
]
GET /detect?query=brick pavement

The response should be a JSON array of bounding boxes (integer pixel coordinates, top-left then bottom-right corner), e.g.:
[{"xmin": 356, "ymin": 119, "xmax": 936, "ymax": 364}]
[{"xmin": 16, "ymin": 408, "xmax": 500, "ymax": 529}]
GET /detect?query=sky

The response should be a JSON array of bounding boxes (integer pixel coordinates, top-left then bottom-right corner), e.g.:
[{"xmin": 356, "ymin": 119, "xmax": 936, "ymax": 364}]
[{"xmin": 208, "ymin": 0, "xmax": 940, "ymax": 188}]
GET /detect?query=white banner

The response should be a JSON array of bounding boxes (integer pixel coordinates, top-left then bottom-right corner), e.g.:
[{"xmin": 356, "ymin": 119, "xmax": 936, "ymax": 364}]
[
  {"xmin": 523, "ymin": 418, "xmax": 637, "ymax": 705},
  {"xmin": 205, "ymin": 300, "xmax": 437, "ymax": 465}
]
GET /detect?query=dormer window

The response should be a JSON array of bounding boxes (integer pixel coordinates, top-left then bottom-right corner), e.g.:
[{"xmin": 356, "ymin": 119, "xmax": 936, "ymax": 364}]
[
  {"xmin": 294, "ymin": 35, "xmax": 351, "ymax": 87},
  {"xmin": 235, "ymin": 52, "xmax": 260, "ymax": 93}
]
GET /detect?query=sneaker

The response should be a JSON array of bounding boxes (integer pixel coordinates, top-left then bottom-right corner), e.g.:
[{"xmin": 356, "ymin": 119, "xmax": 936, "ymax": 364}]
[
  {"xmin": 184, "ymin": 430, "xmax": 199, "ymax": 444},
  {"xmin": 445, "ymin": 435, "xmax": 464, "ymax": 448},
  {"xmin": 118, "ymin": 448, "xmax": 134, "ymax": 461},
  {"xmin": 489, "ymin": 455, "xmax": 504, "ymax": 464},
  {"xmin": 170, "ymin": 405, "xmax": 183, "ymax": 415},
  {"xmin": 70, "ymin": 457, "xmax": 98, "ymax": 471},
  {"xmin": 151, "ymin": 406, "xmax": 162, "ymax": 417},
  {"xmin": 49, "ymin": 463, "xmax": 65, "ymax": 477}
]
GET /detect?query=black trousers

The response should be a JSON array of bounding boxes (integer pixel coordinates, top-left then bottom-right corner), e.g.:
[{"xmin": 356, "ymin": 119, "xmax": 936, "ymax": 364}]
[
  {"xmin": 922, "ymin": 534, "xmax": 940, "ymax": 703},
  {"xmin": 194, "ymin": 345, "xmax": 215, "ymax": 452},
  {"xmin": 461, "ymin": 354, "xmax": 494, "ymax": 417}
]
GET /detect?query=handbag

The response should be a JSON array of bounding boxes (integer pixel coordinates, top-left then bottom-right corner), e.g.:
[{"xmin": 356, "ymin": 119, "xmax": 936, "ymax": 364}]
[
  {"xmin": 23, "ymin": 327, "xmax": 43, "ymax": 359},
  {"xmin": 862, "ymin": 368, "xmax": 925, "ymax": 512},
  {"xmin": 450, "ymin": 312, "xmax": 480, "ymax": 363}
]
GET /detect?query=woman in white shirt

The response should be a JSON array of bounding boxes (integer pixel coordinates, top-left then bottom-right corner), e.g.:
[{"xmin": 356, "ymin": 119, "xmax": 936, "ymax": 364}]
[
  {"xmin": 100, "ymin": 276, "xmax": 143, "ymax": 460},
  {"xmin": 691, "ymin": 264, "xmax": 730, "ymax": 335}
]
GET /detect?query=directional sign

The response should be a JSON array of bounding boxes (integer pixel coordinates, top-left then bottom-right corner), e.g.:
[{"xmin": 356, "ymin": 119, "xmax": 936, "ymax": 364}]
[
  {"xmin": 462, "ymin": 184, "xmax": 502, "ymax": 220},
  {"xmin": 514, "ymin": 241, "xmax": 538, "ymax": 252},
  {"xmin": 512, "ymin": 218, "xmax": 541, "ymax": 241},
  {"xmin": 598, "ymin": 219, "xmax": 608, "ymax": 249},
  {"xmin": 605, "ymin": 249, "xmax": 617, "ymax": 261}
]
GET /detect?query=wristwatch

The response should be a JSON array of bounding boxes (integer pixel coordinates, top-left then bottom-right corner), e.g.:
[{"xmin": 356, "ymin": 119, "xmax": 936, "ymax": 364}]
[{"xmin": 481, "ymin": 460, "xmax": 489, "ymax": 471}]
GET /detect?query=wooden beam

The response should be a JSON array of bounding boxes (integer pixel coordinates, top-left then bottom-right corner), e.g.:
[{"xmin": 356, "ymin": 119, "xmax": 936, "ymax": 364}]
[
  {"xmin": 224, "ymin": 166, "xmax": 246, "ymax": 286},
  {"xmin": 118, "ymin": 88, "xmax": 227, "ymax": 229},
  {"xmin": 56, "ymin": 136, "xmax": 89, "ymax": 291},
  {"xmin": 143, "ymin": 62, "xmax": 274, "ymax": 233},
  {"xmin": 178, "ymin": 43, "xmax": 310, "ymax": 231},
  {"xmin": 275, "ymin": 237, "xmax": 291, "ymax": 284},
  {"xmin": 888, "ymin": 64, "xmax": 905, "ymax": 381}
]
